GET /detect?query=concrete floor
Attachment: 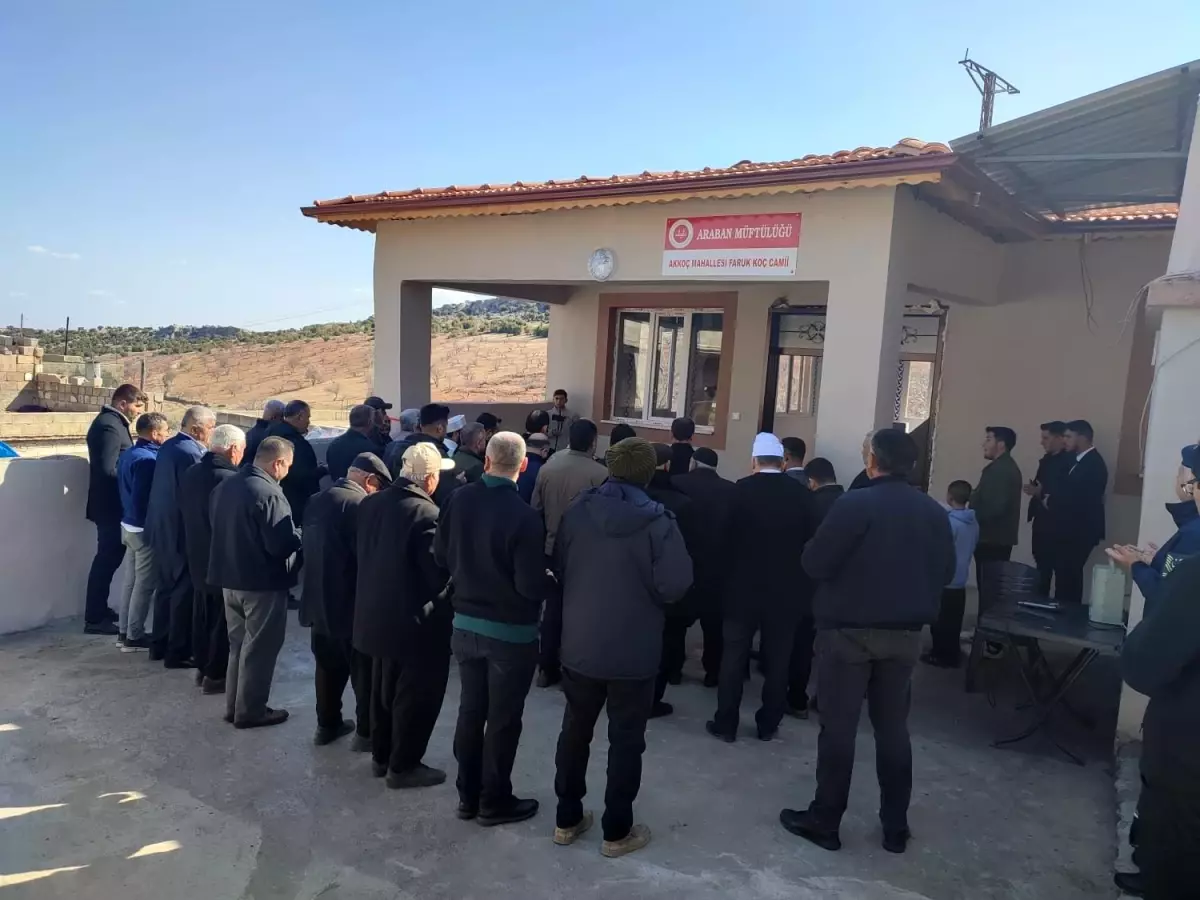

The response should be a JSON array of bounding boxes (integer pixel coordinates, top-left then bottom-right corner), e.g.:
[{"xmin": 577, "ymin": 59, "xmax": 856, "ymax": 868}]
[{"xmin": 0, "ymin": 617, "xmax": 1121, "ymax": 900}]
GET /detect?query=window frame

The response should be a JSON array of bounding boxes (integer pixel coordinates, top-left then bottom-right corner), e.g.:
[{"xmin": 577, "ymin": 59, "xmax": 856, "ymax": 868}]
[
  {"xmin": 594, "ymin": 292, "xmax": 738, "ymax": 449},
  {"xmin": 774, "ymin": 350, "xmax": 822, "ymax": 417},
  {"xmin": 608, "ymin": 307, "xmax": 723, "ymax": 433}
]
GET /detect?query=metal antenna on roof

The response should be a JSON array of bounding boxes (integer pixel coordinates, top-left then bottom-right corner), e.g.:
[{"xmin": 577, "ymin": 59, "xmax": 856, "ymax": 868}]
[{"xmin": 959, "ymin": 51, "xmax": 1019, "ymax": 130}]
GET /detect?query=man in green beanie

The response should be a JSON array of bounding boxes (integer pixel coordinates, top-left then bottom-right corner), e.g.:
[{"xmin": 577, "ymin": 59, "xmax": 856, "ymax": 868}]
[{"xmin": 549, "ymin": 437, "xmax": 693, "ymax": 858}]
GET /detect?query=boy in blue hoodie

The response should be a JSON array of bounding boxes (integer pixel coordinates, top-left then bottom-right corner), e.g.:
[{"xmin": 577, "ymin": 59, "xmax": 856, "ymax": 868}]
[
  {"xmin": 923, "ymin": 480, "xmax": 980, "ymax": 668},
  {"xmin": 117, "ymin": 412, "xmax": 170, "ymax": 650}
]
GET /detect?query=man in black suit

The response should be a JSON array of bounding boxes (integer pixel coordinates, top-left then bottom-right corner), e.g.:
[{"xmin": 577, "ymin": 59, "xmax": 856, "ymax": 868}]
[
  {"xmin": 1024, "ymin": 421, "xmax": 1070, "ymax": 596},
  {"xmin": 707, "ymin": 433, "xmax": 817, "ymax": 743},
  {"xmin": 1049, "ymin": 419, "xmax": 1108, "ymax": 604},
  {"xmin": 788, "ymin": 457, "xmax": 844, "ymax": 717},
  {"xmin": 672, "ymin": 447, "xmax": 736, "ymax": 687},
  {"xmin": 83, "ymin": 384, "xmax": 147, "ymax": 635}
]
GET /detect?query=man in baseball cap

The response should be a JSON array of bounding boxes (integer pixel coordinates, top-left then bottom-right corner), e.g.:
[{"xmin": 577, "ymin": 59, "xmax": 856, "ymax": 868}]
[
  {"xmin": 363, "ymin": 396, "xmax": 394, "ymax": 448},
  {"xmin": 352, "ymin": 440, "xmax": 455, "ymax": 789}
]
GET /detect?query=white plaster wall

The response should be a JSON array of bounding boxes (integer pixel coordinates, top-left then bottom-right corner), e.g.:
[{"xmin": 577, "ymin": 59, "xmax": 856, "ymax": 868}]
[
  {"xmin": 0, "ymin": 456, "xmax": 126, "ymax": 635},
  {"xmin": 930, "ymin": 234, "xmax": 1172, "ymax": 567}
]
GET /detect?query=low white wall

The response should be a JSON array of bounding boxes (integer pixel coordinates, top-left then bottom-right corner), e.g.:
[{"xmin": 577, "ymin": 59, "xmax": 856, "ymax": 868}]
[{"xmin": 0, "ymin": 456, "xmax": 126, "ymax": 635}]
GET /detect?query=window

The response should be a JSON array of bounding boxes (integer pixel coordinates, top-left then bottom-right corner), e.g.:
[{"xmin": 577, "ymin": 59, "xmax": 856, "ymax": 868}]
[
  {"xmin": 611, "ymin": 309, "xmax": 724, "ymax": 428},
  {"xmin": 775, "ymin": 353, "xmax": 821, "ymax": 416}
]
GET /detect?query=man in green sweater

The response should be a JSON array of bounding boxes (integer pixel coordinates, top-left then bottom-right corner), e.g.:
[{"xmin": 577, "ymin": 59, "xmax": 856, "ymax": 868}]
[{"xmin": 971, "ymin": 426, "xmax": 1023, "ymax": 581}]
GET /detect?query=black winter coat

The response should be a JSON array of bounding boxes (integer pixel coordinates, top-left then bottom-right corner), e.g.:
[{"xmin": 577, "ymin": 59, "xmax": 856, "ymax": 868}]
[
  {"xmin": 433, "ymin": 479, "xmax": 547, "ymax": 627},
  {"xmin": 646, "ymin": 471, "xmax": 705, "ymax": 617},
  {"xmin": 353, "ymin": 479, "xmax": 450, "ymax": 659},
  {"xmin": 179, "ymin": 453, "xmax": 239, "ymax": 594},
  {"xmin": 810, "ymin": 484, "xmax": 845, "ymax": 522},
  {"xmin": 553, "ymin": 480, "xmax": 693, "ymax": 680},
  {"xmin": 1123, "ymin": 554, "xmax": 1200, "ymax": 792},
  {"xmin": 85, "ymin": 406, "xmax": 132, "ymax": 523},
  {"xmin": 325, "ymin": 429, "xmax": 378, "ymax": 482},
  {"xmin": 724, "ymin": 472, "xmax": 818, "ymax": 617},
  {"xmin": 299, "ymin": 478, "xmax": 367, "ymax": 638},
  {"xmin": 241, "ymin": 418, "xmax": 272, "ymax": 469},
  {"xmin": 803, "ymin": 475, "xmax": 955, "ymax": 630},
  {"xmin": 208, "ymin": 466, "xmax": 302, "ymax": 591},
  {"xmin": 265, "ymin": 420, "xmax": 323, "ymax": 525},
  {"xmin": 672, "ymin": 467, "xmax": 737, "ymax": 611}
]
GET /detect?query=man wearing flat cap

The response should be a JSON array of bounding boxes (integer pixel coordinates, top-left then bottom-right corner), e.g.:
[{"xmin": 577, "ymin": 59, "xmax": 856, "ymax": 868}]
[{"xmin": 300, "ymin": 452, "xmax": 391, "ymax": 748}]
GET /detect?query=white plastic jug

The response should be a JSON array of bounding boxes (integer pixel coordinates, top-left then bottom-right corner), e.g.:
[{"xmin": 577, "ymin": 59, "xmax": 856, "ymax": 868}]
[{"xmin": 1089, "ymin": 559, "xmax": 1126, "ymax": 626}]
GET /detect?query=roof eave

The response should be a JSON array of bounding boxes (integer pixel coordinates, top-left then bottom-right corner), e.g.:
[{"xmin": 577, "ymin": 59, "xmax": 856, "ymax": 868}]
[{"xmin": 300, "ymin": 154, "xmax": 957, "ymax": 226}]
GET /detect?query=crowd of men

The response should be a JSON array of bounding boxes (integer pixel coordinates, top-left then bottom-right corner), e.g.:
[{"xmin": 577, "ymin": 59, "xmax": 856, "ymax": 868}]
[{"xmin": 84, "ymin": 384, "xmax": 1195, "ymax": 889}]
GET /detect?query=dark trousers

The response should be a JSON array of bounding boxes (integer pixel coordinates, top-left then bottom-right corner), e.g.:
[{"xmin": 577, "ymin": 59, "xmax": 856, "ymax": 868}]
[
  {"xmin": 714, "ymin": 604, "xmax": 800, "ymax": 735},
  {"xmin": 312, "ymin": 632, "xmax": 371, "ymax": 736},
  {"xmin": 451, "ymin": 629, "xmax": 538, "ymax": 811},
  {"xmin": 929, "ymin": 587, "xmax": 967, "ymax": 663},
  {"xmin": 700, "ymin": 609, "xmax": 723, "ymax": 678},
  {"xmin": 973, "ymin": 543, "xmax": 1012, "ymax": 584},
  {"xmin": 85, "ymin": 519, "xmax": 125, "ymax": 624},
  {"xmin": 1054, "ymin": 539, "xmax": 1095, "ymax": 604},
  {"xmin": 192, "ymin": 588, "xmax": 229, "ymax": 681},
  {"xmin": 152, "ymin": 564, "xmax": 193, "ymax": 664},
  {"xmin": 370, "ymin": 645, "xmax": 450, "ymax": 774},
  {"xmin": 788, "ymin": 615, "xmax": 816, "ymax": 709},
  {"xmin": 1139, "ymin": 778, "xmax": 1200, "ymax": 900},
  {"xmin": 809, "ymin": 628, "xmax": 921, "ymax": 833},
  {"xmin": 654, "ymin": 615, "xmax": 692, "ymax": 702},
  {"xmin": 1031, "ymin": 522, "xmax": 1056, "ymax": 596},
  {"xmin": 555, "ymin": 669, "xmax": 655, "ymax": 842}
]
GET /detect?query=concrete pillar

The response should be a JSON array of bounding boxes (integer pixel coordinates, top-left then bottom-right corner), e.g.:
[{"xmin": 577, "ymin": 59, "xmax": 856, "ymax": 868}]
[
  {"xmin": 813, "ymin": 200, "xmax": 906, "ymax": 483},
  {"xmin": 372, "ymin": 270, "xmax": 432, "ymax": 411},
  {"xmin": 1117, "ymin": 101, "xmax": 1200, "ymax": 738}
]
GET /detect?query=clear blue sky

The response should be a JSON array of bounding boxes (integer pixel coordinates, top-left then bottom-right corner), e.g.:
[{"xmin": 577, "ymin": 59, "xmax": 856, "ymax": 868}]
[{"xmin": 2, "ymin": 1, "xmax": 1197, "ymax": 331}]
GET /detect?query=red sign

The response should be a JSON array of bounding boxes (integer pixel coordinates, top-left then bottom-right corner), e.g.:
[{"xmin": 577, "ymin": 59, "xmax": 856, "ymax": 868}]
[{"xmin": 662, "ymin": 213, "xmax": 801, "ymax": 277}]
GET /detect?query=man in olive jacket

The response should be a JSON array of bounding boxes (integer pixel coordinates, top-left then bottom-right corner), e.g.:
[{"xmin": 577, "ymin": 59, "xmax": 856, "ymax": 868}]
[
  {"xmin": 971, "ymin": 426, "xmax": 1023, "ymax": 579},
  {"xmin": 550, "ymin": 437, "xmax": 692, "ymax": 857},
  {"xmin": 208, "ymin": 437, "xmax": 302, "ymax": 729}
]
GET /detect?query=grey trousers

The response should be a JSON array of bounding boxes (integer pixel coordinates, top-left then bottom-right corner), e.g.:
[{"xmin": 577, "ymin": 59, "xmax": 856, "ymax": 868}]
[
  {"xmin": 119, "ymin": 529, "xmax": 157, "ymax": 640},
  {"xmin": 223, "ymin": 588, "xmax": 288, "ymax": 723}
]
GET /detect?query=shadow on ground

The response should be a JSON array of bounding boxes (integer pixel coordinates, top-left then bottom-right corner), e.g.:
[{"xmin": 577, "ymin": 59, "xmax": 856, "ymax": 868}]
[{"xmin": 0, "ymin": 618, "xmax": 1119, "ymax": 899}]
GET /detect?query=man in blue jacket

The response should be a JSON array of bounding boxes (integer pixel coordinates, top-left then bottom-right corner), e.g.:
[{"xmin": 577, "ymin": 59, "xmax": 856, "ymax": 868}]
[
  {"xmin": 1107, "ymin": 444, "xmax": 1200, "ymax": 607},
  {"xmin": 116, "ymin": 412, "xmax": 170, "ymax": 650},
  {"xmin": 146, "ymin": 405, "xmax": 215, "ymax": 666},
  {"xmin": 782, "ymin": 429, "xmax": 955, "ymax": 855}
]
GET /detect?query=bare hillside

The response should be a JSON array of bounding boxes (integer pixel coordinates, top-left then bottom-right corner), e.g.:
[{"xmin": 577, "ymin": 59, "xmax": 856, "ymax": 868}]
[{"xmin": 116, "ymin": 333, "xmax": 547, "ymax": 411}]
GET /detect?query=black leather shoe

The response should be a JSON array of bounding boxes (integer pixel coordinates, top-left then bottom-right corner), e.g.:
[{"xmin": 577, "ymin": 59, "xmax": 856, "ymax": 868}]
[
  {"xmin": 233, "ymin": 708, "xmax": 289, "ymax": 729},
  {"xmin": 314, "ymin": 720, "xmax": 355, "ymax": 746},
  {"xmin": 478, "ymin": 797, "xmax": 539, "ymax": 826},
  {"xmin": 705, "ymin": 720, "xmax": 736, "ymax": 743},
  {"xmin": 536, "ymin": 668, "xmax": 562, "ymax": 689},
  {"xmin": 386, "ymin": 764, "xmax": 446, "ymax": 789},
  {"xmin": 650, "ymin": 701, "xmax": 674, "ymax": 719},
  {"xmin": 84, "ymin": 621, "xmax": 119, "ymax": 636},
  {"xmin": 757, "ymin": 725, "xmax": 778, "ymax": 742},
  {"xmin": 456, "ymin": 801, "xmax": 478, "ymax": 820},
  {"xmin": 371, "ymin": 761, "xmax": 387, "ymax": 778},
  {"xmin": 1113, "ymin": 870, "xmax": 1146, "ymax": 897},
  {"xmin": 779, "ymin": 808, "xmax": 841, "ymax": 851},
  {"xmin": 666, "ymin": 672, "xmax": 682, "ymax": 686},
  {"xmin": 703, "ymin": 672, "xmax": 719, "ymax": 688},
  {"xmin": 350, "ymin": 734, "xmax": 372, "ymax": 753},
  {"xmin": 201, "ymin": 677, "xmax": 226, "ymax": 695},
  {"xmin": 164, "ymin": 658, "xmax": 196, "ymax": 670},
  {"xmin": 882, "ymin": 827, "xmax": 911, "ymax": 854}
]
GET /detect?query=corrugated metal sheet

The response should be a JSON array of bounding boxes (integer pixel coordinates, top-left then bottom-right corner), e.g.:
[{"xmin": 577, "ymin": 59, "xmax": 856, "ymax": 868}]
[{"xmin": 951, "ymin": 61, "xmax": 1200, "ymax": 216}]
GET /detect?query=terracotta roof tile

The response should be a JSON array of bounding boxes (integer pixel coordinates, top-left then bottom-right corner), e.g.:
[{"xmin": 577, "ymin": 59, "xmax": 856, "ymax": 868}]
[
  {"xmin": 1053, "ymin": 203, "xmax": 1179, "ymax": 223},
  {"xmin": 309, "ymin": 139, "xmax": 953, "ymax": 209}
]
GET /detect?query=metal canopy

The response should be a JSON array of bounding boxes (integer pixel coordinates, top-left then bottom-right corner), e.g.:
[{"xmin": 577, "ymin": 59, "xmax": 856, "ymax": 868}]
[{"xmin": 951, "ymin": 61, "xmax": 1200, "ymax": 217}]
